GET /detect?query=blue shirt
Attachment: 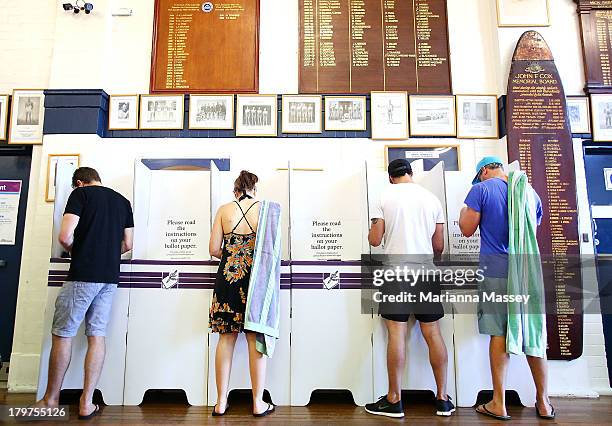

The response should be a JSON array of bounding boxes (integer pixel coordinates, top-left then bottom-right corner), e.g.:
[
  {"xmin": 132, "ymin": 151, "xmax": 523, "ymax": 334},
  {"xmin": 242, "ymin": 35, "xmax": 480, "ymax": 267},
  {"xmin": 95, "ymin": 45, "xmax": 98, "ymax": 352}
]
[{"xmin": 464, "ymin": 177, "xmax": 542, "ymax": 277}]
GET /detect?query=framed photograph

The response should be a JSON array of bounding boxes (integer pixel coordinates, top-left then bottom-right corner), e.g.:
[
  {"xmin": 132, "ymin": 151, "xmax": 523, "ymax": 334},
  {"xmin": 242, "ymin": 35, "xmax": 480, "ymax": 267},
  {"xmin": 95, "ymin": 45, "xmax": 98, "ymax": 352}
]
[
  {"xmin": 385, "ymin": 144, "xmax": 461, "ymax": 172},
  {"xmin": 189, "ymin": 94, "xmax": 234, "ymax": 130},
  {"xmin": 566, "ymin": 96, "xmax": 591, "ymax": 134},
  {"xmin": 139, "ymin": 94, "xmax": 185, "ymax": 130},
  {"xmin": 496, "ymin": 0, "xmax": 550, "ymax": 27},
  {"xmin": 46, "ymin": 154, "xmax": 80, "ymax": 202},
  {"xmin": 108, "ymin": 95, "xmax": 139, "ymax": 130},
  {"xmin": 456, "ymin": 95, "xmax": 499, "ymax": 139},
  {"xmin": 324, "ymin": 96, "xmax": 366, "ymax": 131},
  {"xmin": 236, "ymin": 95, "xmax": 278, "ymax": 137},
  {"xmin": 370, "ymin": 91, "xmax": 409, "ymax": 140},
  {"xmin": 0, "ymin": 95, "xmax": 8, "ymax": 141},
  {"xmin": 282, "ymin": 95, "xmax": 322, "ymax": 134},
  {"xmin": 409, "ymin": 95, "xmax": 457, "ymax": 137},
  {"xmin": 591, "ymin": 94, "xmax": 612, "ymax": 141},
  {"xmin": 8, "ymin": 89, "xmax": 45, "ymax": 145}
]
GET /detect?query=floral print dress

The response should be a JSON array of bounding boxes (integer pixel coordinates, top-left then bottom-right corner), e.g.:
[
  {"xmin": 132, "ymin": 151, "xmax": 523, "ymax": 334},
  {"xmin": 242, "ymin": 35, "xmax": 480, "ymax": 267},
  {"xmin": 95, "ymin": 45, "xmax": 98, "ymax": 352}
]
[{"xmin": 209, "ymin": 201, "xmax": 258, "ymax": 333}]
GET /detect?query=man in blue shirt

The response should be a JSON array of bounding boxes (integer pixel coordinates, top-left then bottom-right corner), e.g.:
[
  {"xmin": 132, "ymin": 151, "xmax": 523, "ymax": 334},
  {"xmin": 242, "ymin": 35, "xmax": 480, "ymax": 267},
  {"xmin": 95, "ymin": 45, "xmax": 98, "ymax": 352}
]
[{"xmin": 459, "ymin": 156, "xmax": 554, "ymax": 421}]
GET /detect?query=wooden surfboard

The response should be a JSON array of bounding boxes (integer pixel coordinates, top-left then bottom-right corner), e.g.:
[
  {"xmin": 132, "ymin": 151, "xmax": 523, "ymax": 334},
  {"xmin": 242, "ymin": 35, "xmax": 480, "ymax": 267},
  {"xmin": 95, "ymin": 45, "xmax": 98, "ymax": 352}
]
[{"xmin": 506, "ymin": 31, "xmax": 583, "ymax": 361}]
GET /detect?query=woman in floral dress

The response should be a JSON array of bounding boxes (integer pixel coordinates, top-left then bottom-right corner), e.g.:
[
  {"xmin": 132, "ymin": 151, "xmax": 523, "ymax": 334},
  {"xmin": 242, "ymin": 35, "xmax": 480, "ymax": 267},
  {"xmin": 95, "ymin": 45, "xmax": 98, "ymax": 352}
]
[{"xmin": 208, "ymin": 170, "xmax": 274, "ymax": 417}]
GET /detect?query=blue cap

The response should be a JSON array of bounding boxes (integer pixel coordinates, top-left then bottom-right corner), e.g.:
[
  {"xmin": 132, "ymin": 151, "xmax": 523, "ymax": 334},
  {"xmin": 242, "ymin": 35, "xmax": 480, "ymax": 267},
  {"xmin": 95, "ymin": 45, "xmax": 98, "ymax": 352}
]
[{"xmin": 472, "ymin": 156, "xmax": 504, "ymax": 185}]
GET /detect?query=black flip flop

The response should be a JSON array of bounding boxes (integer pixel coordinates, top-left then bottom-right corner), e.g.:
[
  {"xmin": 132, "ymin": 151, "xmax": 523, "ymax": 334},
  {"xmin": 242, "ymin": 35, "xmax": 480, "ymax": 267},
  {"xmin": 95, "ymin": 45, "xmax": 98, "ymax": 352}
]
[
  {"xmin": 78, "ymin": 404, "xmax": 101, "ymax": 420},
  {"xmin": 536, "ymin": 403, "xmax": 556, "ymax": 420},
  {"xmin": 212, "ymin": 403, "xmax": 229, "ymax": 417},
  {"xmin": 475, "ymin": 403, "xmax": 511, "ymax": 421},
  {"xmin": 253, "ymin": 403, "xmax": 275, "ymax": 418}
]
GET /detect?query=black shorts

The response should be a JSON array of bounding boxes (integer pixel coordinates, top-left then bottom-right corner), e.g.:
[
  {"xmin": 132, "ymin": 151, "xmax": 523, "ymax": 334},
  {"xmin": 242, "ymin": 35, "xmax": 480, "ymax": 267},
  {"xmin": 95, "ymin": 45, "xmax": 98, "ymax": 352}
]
[
  {"xmin": 381, "ymin": 312, "xmax": 444, "ymax": 323},
  {"xmin": 377, "ymin": 275, "xmax": 444, "ymax": 323}
]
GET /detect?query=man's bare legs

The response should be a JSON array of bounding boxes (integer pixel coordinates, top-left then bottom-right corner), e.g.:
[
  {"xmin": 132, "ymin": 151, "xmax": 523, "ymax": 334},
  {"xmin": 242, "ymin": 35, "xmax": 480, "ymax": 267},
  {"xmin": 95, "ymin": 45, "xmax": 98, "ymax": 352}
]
[
  {"xmin": 419, "ymin": 321, "xmax": 449, "ymax": 400},
  {"xmin": 527, "ymin": 355, "xmax": 553, "ymax": 416},
  {"xmin": 384, "ymin": 319, "xmax": 408, "ymax": 404},
  {"xmin": 32, "ymin": 335, "xmax": 73, "ymax": 409},
  {"xmin": 79, "ymin": 336, "xmax": 105, "ymax": 416}
]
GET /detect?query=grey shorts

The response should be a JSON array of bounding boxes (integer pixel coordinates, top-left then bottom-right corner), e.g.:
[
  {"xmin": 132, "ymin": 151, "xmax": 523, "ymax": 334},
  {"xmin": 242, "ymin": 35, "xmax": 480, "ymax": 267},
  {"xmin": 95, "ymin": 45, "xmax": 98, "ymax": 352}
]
[
  {"xmin": 52, "ymin": 281, "xmax": 117, "ymax": 337},
  {"xmin": 477, "ymin": 276, "xmax": 508, "ymax": 337}
]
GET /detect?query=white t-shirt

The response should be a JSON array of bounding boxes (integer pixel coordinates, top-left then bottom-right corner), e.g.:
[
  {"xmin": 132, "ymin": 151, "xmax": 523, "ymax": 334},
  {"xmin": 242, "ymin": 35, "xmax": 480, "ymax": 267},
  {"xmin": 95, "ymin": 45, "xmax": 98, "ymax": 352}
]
[{"xmin": 372, "ymin": 183, "xmax": 445, "ymax": 255}]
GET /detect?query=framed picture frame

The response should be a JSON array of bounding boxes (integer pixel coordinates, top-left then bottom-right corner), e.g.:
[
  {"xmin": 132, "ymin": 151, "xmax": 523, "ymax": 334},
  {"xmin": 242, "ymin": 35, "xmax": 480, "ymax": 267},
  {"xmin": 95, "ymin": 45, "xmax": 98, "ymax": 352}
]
[
  {"xmin": 189, "ymin": 94, "xmax": 234, "ymax": 130},
  {"xmin": 409, "ymin": 95, "xmax": 457, "ymax": 137},
  {"xmin": 281, "ymin": 95, "xmax": 322, "ymax": 134},
  {"xmin": 496, "ymin": 0, "xmax": 550, "ymax": 27},
  {"xmin": 0, "ymin": 94, "xmax": 8, "ymax": 141},
  {"xmin": 139, "ymin": 94, "xmax": 185, "ymax": 130},
  {"xmin": 385, "ymin": 144, "xmax": 461, "ymax": 172},
  {"xmin": 46, "ymin": 154, "xmax": 80, "ymax": 202},
  {"xmin": 591, "ymin": 94, "xmax": 612, "ymax": 141},
  {"xmin": 108, "ymin": 95, "xmax": 139, "ymax": 130},
  {"xmin": 8, "ymin": 89, "xmax": 45, "ymax": 145},
  {"xmin": 566, "ymin": 96, "xmax": 591, "ymax": 134},
  {"xmin": 324, "ymin": 96, "xmax": 367, "ymax": 131},
  {"xmin": 236, "ymin": 95, "xmax": 278, "ymax": 137},
  {"xmin": 456, "ymin": 95, "xmax": 499, "ymax": 139},
  {"xmin": 370, "ymin": 91, "xmax": 409, "ymax": 140}
]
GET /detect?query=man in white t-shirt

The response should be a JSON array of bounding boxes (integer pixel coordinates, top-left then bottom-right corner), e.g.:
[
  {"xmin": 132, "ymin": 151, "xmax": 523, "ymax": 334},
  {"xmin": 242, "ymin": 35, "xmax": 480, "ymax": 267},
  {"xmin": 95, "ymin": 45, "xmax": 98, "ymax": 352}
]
[{"xmin": 365, "ymin": 159, "xmax": 454, "ymax": 419}]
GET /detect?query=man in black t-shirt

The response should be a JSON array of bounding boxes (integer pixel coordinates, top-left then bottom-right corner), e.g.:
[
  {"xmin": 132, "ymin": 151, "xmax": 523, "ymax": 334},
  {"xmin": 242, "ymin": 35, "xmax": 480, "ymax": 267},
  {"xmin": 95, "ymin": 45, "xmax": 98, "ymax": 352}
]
[{"xmin": 34, "ymin": 167, "xmax": 134, "ymax": 420}]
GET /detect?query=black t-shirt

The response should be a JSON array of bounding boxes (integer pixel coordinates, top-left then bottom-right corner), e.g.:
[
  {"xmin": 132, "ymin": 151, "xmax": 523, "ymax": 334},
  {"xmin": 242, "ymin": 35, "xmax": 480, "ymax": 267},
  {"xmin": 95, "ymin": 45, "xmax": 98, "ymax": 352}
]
[{"xmin": 64, "ymin": 186, "xmax": 134, "ymax": 284}]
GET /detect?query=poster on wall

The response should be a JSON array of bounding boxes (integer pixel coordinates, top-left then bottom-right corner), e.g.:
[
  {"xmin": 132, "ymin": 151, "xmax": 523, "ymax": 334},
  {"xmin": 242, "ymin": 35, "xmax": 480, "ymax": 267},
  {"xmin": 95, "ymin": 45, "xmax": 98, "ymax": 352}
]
[
  {"xmin": 139, "ymin": 94, "xmax": 185, "ymax": 130},
  {"xmin": 590, "ymin": 94, "xmax": 612, "ymax": 141},
  {"xmin": 236, "ymin": 95, "xmax": 278, "ymax": 137},
  {"xmin": 566, "ymin": 96, "xmax": 591, "ymax": 134},
  {"xmin": 409, "ymin": 95, "xmax": 457, "ymax": 137},
  {"xmin": 444, "ymin": 171, "xmax": 480, "ymax": 255},
  {"xmin": 456, "ymin": 95, "xmax": 499, "ymax": 139},
  {"xmin": 8, "ymin": 89, "xmax": 45, "ymax": 145},
  {"xmin": 324, "ymin": 96, "xmax": 366, "ymax": 131},
  {"xmin": 0, "ymin": 94, "xmax": 8, "ymax": 141},
  {"xmin": 281, "ymin": 95, "xmax": 322, "ymax": 134},
  {"xmin": 188, "ymin": 94, "xmax": 234, "ymax": 130},
  {"xmin": 108, "ymin": 95, "xmax": 139, "ymax": 130},
  {"xmin": 496, "ymin": 0, "xmax": 550, "ymax": 27},
  {"xmin": 385, "ymin": 144, "xmax": 461, "ymax": 171},
  {"xmin": 0, "ymin": 180, "xmax": 22, "ymax": 245},
  {"xmin": 46, "ymin": 154, "xmax": 80, "ymax": 202},
  {"xmin": 370, "ymin": 91, "xmax": 409, "ymax": 140}
]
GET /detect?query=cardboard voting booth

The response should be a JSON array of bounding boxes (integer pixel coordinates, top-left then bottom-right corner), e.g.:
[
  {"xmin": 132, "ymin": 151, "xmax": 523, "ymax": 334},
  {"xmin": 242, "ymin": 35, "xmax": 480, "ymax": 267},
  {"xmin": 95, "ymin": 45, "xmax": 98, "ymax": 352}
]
[
  {"xmin": 446, "ymin": 168, "xmax": 536, "ymax": 407},
  {"xmin": 369, "ymin": 162, "xmax": 456, "ymax": 401},
  {"xmin": 206, "ymin": 167, "xmax": 292, "ymax": 406},
  {"xmin": 38, "ymin": 160, "xmax": 128, "ymax": 406},
  {"xmin": 289, "ymin": 166, "xmax": 374, "ymax": 406},
  {"xmin": 123, "ymin": 159, "xmax": 215, "ymax": 406}
]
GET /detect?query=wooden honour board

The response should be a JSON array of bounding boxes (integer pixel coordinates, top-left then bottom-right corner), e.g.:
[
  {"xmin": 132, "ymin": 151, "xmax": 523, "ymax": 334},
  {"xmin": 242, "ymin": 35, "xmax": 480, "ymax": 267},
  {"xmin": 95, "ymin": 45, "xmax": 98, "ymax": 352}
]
[
  {"xmin": 299, "ymin": 0, "xmax": 452, "ymax": 94},
  {"xmin": 576, "ymin": 0, "xmax": 612, "ymax": 93},
  {"xmin": 506, "ymin": 31, "xmax": 583, "ymax": 361},
  {"xmin": 150, "ymin": 0, "xmax": 259, "ymax": 93}
]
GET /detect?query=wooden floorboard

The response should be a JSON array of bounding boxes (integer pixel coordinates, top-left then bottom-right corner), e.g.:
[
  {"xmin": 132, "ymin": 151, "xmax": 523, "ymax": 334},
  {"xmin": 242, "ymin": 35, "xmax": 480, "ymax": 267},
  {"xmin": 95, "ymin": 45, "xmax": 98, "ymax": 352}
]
[{"xmin": 1, "ymin": 389, "xmax": 611, "ymax": 424}]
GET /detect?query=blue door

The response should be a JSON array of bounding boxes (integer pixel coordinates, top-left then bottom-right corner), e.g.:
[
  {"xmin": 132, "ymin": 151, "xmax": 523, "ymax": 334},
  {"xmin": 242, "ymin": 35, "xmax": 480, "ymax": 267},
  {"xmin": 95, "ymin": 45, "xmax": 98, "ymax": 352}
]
[
  {"xmin": 584, "ymin": 143, "xmax": 612, "ymax": 384},
  {"xmin": 0, "ymin": 146, "xmax": 31, "ymax": 364}
]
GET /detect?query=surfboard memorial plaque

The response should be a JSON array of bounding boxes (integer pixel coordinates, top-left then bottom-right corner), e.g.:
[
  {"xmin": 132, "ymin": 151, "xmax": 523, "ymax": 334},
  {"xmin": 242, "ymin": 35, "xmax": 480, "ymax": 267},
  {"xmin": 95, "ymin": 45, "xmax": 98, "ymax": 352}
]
[{"xmin": 506, "ymin": 31, "xmax": 583, "ymax": 361}]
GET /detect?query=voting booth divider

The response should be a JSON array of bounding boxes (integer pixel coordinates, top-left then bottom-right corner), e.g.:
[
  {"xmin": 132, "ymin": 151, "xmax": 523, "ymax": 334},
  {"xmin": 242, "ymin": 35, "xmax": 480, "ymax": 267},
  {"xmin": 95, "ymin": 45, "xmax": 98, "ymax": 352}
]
[{"xmin": 37, "ymin": 157, "xmax": 579, "ymax": 407}]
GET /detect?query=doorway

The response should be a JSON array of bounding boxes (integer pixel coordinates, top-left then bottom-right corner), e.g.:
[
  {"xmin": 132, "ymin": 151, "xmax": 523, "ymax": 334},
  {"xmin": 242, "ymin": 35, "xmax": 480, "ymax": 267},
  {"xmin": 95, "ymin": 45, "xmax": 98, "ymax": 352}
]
[
  {"xmin": 584, "ymin": 143, "xmax": 612, "ymax": 385},
  {"xmin": 0, "ymin": 146, "xmax": 32, "ymax": 381}
]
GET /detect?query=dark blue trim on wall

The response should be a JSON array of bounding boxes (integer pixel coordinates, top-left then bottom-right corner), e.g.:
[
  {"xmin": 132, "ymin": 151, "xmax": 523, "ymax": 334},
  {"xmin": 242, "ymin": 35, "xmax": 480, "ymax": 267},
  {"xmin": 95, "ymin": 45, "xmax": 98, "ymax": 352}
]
[{"xmin": 39, "ymin": 89, "xmax": 593, "ymax": 140}]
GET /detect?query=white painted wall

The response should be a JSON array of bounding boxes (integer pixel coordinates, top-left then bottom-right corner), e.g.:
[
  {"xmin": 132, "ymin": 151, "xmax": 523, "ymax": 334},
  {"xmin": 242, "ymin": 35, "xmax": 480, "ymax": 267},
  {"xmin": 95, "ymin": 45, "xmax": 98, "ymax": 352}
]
[{"xmin": 2, "ymin": 0, "xmax": 609, "ymax": 395}]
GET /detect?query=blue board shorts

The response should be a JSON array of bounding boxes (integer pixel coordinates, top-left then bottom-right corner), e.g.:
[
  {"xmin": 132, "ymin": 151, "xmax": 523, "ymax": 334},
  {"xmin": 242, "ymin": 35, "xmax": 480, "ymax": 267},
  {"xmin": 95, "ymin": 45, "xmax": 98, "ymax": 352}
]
[{"xmin": 52, "ymin": 281, "xmax": 117, "ymax": 337}]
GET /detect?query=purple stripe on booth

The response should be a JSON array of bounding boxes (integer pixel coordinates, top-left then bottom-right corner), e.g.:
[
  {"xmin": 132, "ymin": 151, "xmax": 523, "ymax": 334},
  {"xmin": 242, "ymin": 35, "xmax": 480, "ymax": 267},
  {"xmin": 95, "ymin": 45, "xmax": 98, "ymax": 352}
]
[{"xmin": 290, "ymin": 260, "xmax": 362, "ymax": 266}]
